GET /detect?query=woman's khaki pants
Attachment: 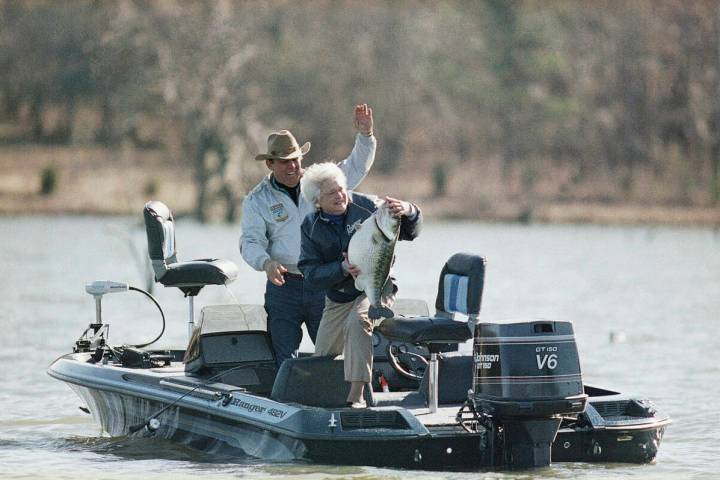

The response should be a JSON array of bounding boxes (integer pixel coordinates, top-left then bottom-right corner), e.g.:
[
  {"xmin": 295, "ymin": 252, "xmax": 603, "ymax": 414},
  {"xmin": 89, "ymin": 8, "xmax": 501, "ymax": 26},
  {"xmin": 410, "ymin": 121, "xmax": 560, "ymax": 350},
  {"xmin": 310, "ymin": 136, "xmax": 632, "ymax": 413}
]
[{"xmin": 313, "ymin": 293, "xmax": 393, "ymax": 383}]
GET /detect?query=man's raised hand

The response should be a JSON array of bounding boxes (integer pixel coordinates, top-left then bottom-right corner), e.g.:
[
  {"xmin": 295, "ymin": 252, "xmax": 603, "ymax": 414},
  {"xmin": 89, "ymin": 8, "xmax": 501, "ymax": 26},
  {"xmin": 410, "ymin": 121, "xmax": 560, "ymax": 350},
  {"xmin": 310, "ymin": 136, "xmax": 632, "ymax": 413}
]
[{"xmin": 353, "ymin": 104, "xmax": 373, "ymax": 136}]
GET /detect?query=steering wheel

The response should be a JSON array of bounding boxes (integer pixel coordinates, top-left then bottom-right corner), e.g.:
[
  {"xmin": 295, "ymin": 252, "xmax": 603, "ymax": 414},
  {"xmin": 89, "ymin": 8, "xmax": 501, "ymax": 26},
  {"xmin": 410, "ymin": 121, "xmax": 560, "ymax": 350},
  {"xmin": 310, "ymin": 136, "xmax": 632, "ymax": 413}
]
[{"xmin": 386, "ymin": 343, "xmax": 428, "ymax": 381}]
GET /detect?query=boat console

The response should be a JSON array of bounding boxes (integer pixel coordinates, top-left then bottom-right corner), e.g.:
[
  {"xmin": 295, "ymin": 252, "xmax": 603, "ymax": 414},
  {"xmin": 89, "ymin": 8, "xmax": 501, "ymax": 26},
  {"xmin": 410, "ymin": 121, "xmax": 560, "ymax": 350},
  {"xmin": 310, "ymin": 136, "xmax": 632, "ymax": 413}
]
[{"xmin": 183, "ymin": 305, "xmax": 277, "ymax": 394}]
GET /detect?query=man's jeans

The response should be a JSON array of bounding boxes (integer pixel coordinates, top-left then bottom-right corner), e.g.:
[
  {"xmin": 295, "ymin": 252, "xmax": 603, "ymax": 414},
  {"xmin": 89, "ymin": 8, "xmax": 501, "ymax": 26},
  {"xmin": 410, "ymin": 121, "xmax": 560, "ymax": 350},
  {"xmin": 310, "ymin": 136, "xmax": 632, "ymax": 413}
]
[{"xmin": 264, "ymin": 276, "xmax": 325, "ymax": 367}]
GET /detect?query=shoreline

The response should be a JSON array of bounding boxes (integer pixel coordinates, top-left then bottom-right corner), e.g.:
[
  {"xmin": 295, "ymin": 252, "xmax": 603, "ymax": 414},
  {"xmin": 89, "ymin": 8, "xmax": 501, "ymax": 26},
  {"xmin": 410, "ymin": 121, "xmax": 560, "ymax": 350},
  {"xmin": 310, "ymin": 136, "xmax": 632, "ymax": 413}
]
[
  {"xmin": 417, "ymin": 197, "xmax": 720, "ymax": 226},
  {"xmin": 1, "ymin": 197, "xmax": 718, "ymax": 227},
  {"xmin": 2, "ymin": 144, "xmax": 719, "ymax": 227}
]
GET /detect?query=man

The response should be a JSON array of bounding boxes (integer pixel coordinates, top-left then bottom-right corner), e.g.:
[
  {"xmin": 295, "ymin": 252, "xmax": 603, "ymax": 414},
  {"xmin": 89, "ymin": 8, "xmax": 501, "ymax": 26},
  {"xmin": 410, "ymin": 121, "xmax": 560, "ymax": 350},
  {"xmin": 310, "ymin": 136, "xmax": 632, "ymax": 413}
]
[{"xmin": 240, "ymin": 104, "xmax": 375, "ymax": 366}]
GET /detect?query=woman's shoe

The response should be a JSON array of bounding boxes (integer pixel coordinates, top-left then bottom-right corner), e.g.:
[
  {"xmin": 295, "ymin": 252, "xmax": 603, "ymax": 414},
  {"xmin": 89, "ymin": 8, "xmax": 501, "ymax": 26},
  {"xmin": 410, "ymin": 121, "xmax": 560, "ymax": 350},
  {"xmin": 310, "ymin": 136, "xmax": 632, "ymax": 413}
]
[{"xmin": 345, "ymin": 400, "xmax": 367, "ymax": 408}]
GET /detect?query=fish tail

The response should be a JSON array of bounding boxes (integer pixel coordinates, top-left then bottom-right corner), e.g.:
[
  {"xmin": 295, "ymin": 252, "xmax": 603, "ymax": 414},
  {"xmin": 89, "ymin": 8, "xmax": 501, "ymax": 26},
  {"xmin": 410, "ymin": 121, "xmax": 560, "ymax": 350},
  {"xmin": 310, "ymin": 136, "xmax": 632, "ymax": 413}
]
[{"xmin": 368, "ymin": 305, "xmax": 394, "ymax": 320}]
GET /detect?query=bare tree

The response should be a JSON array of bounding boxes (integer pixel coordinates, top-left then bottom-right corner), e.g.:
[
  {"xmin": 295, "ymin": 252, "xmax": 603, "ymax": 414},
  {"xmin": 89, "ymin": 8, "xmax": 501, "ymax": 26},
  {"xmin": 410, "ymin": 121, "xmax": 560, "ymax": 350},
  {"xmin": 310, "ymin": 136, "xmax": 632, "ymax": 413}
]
[{"xmin": 104, "ymin": 1, "xmax": 268, "ymax": 221}]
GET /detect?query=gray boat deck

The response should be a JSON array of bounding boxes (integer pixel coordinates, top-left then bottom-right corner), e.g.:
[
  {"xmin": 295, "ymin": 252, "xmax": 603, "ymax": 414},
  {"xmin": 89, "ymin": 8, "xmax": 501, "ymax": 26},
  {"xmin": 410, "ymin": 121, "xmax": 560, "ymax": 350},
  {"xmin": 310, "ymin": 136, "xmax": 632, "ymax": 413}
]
[
  {"xmin": 372, "ymin": 390, "xmax": 465, "ymax": 426},
  {"xmin": 150, "ymin": 363, "xmax": 465, "ymax": 427}
]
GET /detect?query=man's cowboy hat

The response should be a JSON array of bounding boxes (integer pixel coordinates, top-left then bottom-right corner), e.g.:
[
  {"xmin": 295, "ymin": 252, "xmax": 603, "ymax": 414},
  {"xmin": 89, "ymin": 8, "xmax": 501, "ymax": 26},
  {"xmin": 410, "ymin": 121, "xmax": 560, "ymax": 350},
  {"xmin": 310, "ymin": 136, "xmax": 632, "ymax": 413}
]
[{"xmin": 255, "ymin": 130, "xmax": 311, "ymax": 161}]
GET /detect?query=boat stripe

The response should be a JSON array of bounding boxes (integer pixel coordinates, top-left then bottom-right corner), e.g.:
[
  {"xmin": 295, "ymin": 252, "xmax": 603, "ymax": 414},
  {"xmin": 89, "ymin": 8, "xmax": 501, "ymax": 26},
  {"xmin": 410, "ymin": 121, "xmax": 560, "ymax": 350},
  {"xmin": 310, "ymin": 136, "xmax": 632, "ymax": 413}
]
[
  {"xmin": 444, "ymin": 275, "xmax": 452, "ymax": 311},
  {"xmin": 474, "ymin": 374, "xmax": 583, "ymax": 380},
  {"xmin": 162, "ymin": 221, "xmax": 175, "ymax": 258},
  {"xmin": 474, "ymin": 335, "xmax": 577, "ymax": 343},
  {"xmin": 444, "ymin": 274, "xmax": 468, "ymax": 314}
]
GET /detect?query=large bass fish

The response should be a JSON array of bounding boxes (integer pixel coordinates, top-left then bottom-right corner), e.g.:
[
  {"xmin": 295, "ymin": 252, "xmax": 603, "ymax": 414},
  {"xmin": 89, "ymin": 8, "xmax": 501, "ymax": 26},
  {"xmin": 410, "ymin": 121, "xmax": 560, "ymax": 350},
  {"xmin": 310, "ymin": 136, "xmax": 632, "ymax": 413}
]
[{"xmin": 347, "ymin": 201, "xmax": 400, "ymax": 319}]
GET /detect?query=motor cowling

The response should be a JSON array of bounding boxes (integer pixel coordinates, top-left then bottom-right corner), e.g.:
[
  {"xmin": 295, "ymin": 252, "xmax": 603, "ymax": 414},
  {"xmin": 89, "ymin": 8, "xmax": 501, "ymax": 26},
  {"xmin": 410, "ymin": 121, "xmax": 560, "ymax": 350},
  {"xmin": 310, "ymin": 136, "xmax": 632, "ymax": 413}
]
[{"xmin": 472, "ymin": 319, "xmax": 588, "ymax": 468}]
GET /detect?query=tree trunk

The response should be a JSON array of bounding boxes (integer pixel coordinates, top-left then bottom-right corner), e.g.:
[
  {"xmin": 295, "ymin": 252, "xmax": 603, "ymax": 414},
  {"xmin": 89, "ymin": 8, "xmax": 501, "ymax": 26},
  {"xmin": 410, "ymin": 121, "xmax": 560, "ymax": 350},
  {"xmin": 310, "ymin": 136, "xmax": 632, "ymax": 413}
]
[
  {"xmin": 192, "ymin": 129, "xmax": 240, "ymax": 222},
  {"xmin": 96, "ymin": 96, "xmax": 114, "ymax": 145},
  {"xmin": 220, "ymin": 183, "xmax": 238, "ymax": 223},
  {"xmin": 712, "ymin": 153, "xmax": 720, "ymax": 205},
  {"xmin": 193, "ymin": 132, "xmax": 212, "ymax": 223},
  {"xmin": 29, "ymin": 88, "xmax": 44, "ymax": 141}
]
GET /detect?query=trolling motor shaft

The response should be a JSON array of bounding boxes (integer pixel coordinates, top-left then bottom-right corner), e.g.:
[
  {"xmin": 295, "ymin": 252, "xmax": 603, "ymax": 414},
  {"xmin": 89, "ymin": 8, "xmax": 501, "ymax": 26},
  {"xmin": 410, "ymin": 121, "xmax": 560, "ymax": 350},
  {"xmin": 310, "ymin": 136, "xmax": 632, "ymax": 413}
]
[{"xmin": 85, "ymin": 281, "xmax": 130, "ymax": 324}]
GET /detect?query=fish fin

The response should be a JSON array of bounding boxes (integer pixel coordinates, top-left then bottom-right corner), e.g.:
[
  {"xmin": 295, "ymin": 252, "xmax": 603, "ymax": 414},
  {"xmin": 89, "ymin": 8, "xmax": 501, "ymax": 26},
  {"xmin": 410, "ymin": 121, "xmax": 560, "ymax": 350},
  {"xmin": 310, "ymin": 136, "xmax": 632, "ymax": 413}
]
[
  {"xmin": 368, "ymin": 305, "xmax": 395, "ymax": 320},
  {"xmin": 374, "ymin": 216, "xmax": 395, "ymax": 242}
]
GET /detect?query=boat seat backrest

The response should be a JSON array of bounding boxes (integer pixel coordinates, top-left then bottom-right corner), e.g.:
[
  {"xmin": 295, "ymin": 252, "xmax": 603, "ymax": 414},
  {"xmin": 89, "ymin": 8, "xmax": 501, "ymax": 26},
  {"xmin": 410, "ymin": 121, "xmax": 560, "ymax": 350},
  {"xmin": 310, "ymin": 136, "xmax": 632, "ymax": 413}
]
[
  {"xmin": 143, "ymin": 200, "xmax": 177, "ymax": 279},
  {"xmin": 434, "ymin": 253, "xmax": 486, "ymax": 319},
  {"xmin": 375, "ymin": 253, "xmax": 485, "ymax": 347},
  {"xmin": 270, "ymin": 356, "xmax": 374, "ymax": 408},
  {"xmin": 142, "ymin": 201, "xmax": 238, "ymax": 292}
]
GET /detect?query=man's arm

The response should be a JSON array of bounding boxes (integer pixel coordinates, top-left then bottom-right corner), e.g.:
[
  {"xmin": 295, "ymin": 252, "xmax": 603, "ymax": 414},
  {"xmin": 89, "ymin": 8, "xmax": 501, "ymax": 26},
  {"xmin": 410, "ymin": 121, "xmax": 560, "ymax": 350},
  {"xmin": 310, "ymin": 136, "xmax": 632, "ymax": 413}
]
[
  {"xmin": 240, "ymin": 196, "xmax": 288, "ymax": 286},
  {"xmin": 338, "ymin": 104, "xmax": 377, "ymax": 189},
  {"xmin": 239, "ymin": 196, "xmax": 271, "ymax": 271}
]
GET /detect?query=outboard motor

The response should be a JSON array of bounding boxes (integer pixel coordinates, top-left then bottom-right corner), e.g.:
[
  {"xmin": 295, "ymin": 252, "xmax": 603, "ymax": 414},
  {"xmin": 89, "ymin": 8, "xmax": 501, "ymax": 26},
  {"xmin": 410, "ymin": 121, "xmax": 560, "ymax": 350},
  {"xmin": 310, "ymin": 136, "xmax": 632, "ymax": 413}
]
[{"xmin": 472, "ymin": 320, "xmax": 588, "ymax": 468}]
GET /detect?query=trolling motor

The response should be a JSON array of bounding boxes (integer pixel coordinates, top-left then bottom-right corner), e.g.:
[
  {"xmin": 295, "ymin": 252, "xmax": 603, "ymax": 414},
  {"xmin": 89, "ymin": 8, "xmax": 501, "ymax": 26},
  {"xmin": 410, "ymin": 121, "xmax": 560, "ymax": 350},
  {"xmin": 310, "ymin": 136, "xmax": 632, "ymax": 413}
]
[
  {"xmin": 73, "ymin": 281, "xmax": 128, "ymax": 356},
  {"xmin": 74, "ymin": 280, "xmax": 167, "ymax": 366}
]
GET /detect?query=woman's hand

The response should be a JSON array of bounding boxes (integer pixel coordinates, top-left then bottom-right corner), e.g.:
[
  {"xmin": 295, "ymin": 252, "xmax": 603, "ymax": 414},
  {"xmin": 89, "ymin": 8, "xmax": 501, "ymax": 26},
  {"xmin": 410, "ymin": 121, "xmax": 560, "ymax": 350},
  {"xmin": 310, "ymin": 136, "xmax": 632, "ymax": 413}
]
[
  {"xmin": 342, "ymin": 252, "xmax": 362, "ymax": 278},
  {"xmin": 385, "ymin": 196, "xmax": 412, "ymax": 218}
]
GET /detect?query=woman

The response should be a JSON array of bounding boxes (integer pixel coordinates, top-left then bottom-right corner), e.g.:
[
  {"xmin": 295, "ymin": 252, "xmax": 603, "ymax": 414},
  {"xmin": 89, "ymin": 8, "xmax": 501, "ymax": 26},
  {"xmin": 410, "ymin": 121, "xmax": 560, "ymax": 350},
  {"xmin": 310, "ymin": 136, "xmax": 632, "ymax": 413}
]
[{"xmin": 297, "ymin": 162, "xmax": 422, "ymax": 407}]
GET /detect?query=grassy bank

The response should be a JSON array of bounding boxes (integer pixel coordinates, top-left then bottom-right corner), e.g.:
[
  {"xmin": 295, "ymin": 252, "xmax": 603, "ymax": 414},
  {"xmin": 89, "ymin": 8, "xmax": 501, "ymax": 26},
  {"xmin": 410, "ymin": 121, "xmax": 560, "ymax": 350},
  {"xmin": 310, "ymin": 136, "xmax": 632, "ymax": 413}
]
[{"xmin": 1, "ymin": 144, "xmax": 719, "ymax": 226}]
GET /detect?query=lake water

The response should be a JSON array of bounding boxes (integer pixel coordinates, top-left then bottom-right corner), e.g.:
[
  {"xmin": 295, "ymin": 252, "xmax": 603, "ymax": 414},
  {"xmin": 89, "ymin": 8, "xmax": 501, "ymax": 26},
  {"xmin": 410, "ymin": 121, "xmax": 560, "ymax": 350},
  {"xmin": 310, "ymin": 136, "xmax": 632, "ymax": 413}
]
[{"xmin": 1, "ymin": 215, "xmax": 718, "ymax": 479}]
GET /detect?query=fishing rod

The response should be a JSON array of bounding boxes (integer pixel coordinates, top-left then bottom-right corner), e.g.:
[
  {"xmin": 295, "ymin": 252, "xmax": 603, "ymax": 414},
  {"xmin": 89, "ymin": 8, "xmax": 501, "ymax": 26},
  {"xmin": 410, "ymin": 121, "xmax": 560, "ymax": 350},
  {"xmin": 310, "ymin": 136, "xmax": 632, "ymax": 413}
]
[{"xmin": 128, "ymin": 362, "xmax": 269, "ymax": 434}]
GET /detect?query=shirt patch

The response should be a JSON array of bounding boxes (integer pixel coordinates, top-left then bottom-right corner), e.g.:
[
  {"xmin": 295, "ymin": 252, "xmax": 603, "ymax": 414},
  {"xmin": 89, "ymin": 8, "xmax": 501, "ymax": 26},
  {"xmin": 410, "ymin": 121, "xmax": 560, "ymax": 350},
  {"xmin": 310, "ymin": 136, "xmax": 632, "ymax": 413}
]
[
  {"xmin": 346, "ymin": 219, "xmax": 362, "ymax": 236},
  {"xmin": 270, "ymin": 203, "xmax": 288, "ymax": 222}
]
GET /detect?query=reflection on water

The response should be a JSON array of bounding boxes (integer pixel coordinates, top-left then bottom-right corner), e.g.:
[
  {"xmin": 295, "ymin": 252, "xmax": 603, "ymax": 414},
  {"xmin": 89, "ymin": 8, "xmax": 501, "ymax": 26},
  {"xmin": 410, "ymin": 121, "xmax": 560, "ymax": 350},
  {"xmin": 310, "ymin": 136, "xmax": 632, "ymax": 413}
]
[
  {"xmin": 60, "ymin": 436, "xmax": 244, "ymax": 463},
  {"xmin": 1, "ymin": 216, "xmax": 719, "ymax": 479}
]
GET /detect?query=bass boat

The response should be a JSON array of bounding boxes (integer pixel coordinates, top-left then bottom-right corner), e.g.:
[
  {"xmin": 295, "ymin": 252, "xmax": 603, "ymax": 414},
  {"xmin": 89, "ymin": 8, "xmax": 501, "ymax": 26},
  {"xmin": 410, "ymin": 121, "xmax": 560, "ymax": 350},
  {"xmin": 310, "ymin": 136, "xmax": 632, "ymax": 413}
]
[{"xmin": 47, "ymin": 201, "xmax": 670, "ymax": 470}]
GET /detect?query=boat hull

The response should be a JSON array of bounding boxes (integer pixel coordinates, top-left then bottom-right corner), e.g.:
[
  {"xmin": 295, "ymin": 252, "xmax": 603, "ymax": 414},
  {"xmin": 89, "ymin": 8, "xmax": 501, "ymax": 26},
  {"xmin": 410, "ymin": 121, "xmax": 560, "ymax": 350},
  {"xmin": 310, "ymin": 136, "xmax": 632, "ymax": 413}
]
[
  {"xmin": 49, "ymin": 354, "xmax": 496, "ymax": 469},
  {"xmin": 49, "ymin": 353, "xmax": 668, "ymax": 469},
  {"xmin": 552, "ymin": 389, "xmax": 670, "ymax": 464},
  {"xmin": 65, "ymin": 382, "xmax": 495, "ymax": 469},
  {"xmin": 553, "ymin": 424, "xmax": 668, "ymax": 464}
]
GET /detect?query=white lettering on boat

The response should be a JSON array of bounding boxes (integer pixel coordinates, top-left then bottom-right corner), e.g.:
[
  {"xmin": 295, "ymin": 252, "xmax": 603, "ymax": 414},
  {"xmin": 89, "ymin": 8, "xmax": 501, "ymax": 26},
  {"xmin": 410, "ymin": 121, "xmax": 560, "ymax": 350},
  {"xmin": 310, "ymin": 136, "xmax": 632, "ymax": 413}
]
[
  {"xmin": 536, "ymin": 354, "xmax": 558, "ymax": 370},
  {"xmin": 474, "ymin": 353, "xmax": 499, "ymax": 369},
  {"xmin": 230, "ymin": 398, "xmax": 266, "ymax": 414},
  {"xmin": 229, "ymin": 398, "xmax": 289, "ymax": 419}
]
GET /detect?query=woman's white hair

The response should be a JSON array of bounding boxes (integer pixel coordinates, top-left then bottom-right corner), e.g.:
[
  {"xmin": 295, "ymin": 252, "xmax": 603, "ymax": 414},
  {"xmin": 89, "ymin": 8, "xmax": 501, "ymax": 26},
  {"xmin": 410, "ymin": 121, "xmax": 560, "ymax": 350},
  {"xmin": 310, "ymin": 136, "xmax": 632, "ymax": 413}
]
[{"xmin": 301, "ymin": 162, "xmax": 347, "ymax": 205}]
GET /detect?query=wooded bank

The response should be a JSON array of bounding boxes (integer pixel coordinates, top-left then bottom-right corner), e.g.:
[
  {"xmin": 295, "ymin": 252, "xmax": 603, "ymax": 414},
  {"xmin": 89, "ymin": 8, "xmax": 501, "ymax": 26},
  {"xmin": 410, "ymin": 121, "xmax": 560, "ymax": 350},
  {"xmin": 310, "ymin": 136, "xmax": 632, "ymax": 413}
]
[{"xmin": 2, "ymin": 1, "xmax": 720, "ymax": 224}]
